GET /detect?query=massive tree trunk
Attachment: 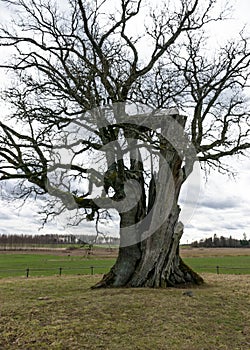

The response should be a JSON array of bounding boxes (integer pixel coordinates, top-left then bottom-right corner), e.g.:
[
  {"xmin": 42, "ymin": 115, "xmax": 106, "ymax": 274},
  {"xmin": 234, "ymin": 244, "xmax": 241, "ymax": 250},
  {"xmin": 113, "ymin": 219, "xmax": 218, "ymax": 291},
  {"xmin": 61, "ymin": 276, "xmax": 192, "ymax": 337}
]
[
  {"xmin": 94, "ymin": 198, "xmax": 203, "ymax": 289},
  {"xmin": 93, "ymin": 115, "xmax": 204, "ymax": 288},
  {"xmin": 128, "ymin": 205, "xmax": 203, "ymax": 288}
]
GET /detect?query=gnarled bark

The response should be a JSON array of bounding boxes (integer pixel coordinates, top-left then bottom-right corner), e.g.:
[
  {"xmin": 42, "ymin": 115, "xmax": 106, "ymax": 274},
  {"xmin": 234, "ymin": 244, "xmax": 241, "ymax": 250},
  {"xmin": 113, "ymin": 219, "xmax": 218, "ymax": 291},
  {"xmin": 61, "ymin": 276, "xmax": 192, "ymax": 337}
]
[
  {"xmin": 93, "ymin": 115, "xmax": 204, "ymax": 289},
  {"xmin": 93, "ymin": 203, "xmax": 203, "ymax": 288}
]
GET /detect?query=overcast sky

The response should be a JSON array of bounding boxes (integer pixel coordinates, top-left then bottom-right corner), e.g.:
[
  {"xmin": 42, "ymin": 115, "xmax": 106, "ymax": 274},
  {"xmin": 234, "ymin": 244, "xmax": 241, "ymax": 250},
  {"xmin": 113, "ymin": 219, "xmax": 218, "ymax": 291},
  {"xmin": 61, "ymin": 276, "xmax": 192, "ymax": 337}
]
[{"xmin": 0, "ymin": 0, "xmax": 249, "ymax": 244}]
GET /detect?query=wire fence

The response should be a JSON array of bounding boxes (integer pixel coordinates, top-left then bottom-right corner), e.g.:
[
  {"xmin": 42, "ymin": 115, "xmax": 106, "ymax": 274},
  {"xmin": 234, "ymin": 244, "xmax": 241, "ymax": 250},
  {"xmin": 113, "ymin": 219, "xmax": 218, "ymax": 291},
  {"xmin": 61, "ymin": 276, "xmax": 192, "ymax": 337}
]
[
  {"xmin": 195, "ymin": 265, "xmax": 250, "ymax": 275},
  {"xmin": 0, "ymin": 265, "xmax": 249, "ymax": 278},
  {"xmin": 0, "ymin": 265, "xmax": 111, "ymax": 278}
]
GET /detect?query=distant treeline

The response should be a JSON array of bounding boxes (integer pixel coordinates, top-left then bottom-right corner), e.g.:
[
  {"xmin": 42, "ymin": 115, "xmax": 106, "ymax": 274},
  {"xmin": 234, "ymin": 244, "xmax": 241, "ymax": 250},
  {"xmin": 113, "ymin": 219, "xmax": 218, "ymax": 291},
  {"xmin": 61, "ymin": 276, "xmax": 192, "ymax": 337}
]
[
  {"xmin": 0, "ymin": 234, "xmax": 120, "ymax": 248},
  {"xmin": 191, "ymin": 234, "xmax": 250, "ymax": 248}
]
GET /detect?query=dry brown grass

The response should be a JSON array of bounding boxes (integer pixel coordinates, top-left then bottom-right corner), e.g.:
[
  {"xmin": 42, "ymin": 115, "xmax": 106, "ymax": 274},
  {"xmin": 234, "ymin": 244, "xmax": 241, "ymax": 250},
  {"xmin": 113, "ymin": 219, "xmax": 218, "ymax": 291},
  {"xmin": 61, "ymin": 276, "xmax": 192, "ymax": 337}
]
[
  {"xmin": 180, "ymin": 247, "xmax": 250, "ymax": 258},
  {"xmin": 0, "ymin": 273, "xmax": 249, "ymax": 349},
  {"xmin": 2, "ymin": 247, "xmax": 250, "ymax": 260}
]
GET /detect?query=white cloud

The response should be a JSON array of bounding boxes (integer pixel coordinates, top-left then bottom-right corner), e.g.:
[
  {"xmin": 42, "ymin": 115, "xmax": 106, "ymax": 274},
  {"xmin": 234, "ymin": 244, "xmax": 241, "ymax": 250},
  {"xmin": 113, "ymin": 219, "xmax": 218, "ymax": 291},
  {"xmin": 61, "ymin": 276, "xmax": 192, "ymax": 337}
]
[{"xmin": 181, "ymin": 157, "xmax": 250, "ymax": 243}]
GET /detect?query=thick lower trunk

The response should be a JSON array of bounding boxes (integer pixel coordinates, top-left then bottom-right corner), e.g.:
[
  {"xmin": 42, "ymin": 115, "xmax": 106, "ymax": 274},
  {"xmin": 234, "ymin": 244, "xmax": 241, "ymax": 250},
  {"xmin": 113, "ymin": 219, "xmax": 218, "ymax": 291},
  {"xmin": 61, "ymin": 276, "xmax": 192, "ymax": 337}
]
[
  {"xmin": 128, "ymin": 205, "xmax": 203, "ymax": 287},
  {"xmin": 93, "ymin": 203, "xmax": 203, "ymax": 288}
]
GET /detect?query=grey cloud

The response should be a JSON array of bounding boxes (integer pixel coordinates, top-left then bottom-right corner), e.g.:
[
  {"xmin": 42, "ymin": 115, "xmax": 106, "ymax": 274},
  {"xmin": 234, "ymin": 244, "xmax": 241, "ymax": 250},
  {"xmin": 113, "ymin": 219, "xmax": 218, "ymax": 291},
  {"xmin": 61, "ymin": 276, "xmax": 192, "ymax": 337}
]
[
  {"xmin": 222, "ymin": 221, "xmax": 249, "ymax": 231},
  {"xmin": 184, "ymin": 220, "xmax": 214, "ymax": 232},
  {"xmin": 0, "ymin": 212, "xmax": 13, "ymax": 221},
  {"xmin": 198, "ymin": 196, "xmax": 241, "ymax": 210},
  {"xmin": 185, "ymin": 223, "xmax": 196, "ymax": 229},
  {"xmin": 198, "ymin": 226, "xmax": 215, "ymax": 232}
]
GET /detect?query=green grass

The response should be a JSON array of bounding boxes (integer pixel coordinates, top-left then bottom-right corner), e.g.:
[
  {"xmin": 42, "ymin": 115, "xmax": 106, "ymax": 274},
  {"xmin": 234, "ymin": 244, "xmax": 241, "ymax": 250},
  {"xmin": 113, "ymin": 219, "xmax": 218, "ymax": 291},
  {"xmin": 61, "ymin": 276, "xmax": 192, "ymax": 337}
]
[
  {"xmin": 0, "ymin": 274, "xmax": 249, "ymax": 349},
  {"xmin": 184, "ymin": 255, "xmax": 250, "ymax": 274},
  {"xmin": 0, "ymin": 254, "xmax": 115, "ymax": 278},
  {"xmin": 0, "ymin": 253, "xmax": 249, "ymax": 278}
]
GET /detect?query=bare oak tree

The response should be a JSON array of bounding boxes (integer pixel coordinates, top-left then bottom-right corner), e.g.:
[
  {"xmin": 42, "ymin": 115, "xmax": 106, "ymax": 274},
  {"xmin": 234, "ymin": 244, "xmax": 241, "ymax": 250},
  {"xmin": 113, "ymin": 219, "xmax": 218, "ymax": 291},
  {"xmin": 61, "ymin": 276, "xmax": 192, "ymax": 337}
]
[{"xmin": 0, "ymin": 0, "xmax": 249, "ymax": 287}]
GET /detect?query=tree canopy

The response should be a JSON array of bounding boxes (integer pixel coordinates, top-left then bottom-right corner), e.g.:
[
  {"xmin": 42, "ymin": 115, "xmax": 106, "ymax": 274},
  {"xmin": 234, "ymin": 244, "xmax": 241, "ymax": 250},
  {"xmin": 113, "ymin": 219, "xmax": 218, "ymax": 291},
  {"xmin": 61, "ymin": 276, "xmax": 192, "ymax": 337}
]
[{"xmin": 0, "ymin": 0, "xmax": 249, "ymax": 287}]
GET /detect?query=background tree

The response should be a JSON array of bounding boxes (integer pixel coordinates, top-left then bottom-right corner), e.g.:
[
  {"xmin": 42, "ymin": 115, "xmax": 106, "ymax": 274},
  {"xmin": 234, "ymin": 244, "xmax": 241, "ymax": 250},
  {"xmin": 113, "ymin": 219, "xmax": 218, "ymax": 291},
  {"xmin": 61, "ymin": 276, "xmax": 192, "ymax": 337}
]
[{"xmin": 0, "ymin": 0, "xmax": 249, "ymax": 287}]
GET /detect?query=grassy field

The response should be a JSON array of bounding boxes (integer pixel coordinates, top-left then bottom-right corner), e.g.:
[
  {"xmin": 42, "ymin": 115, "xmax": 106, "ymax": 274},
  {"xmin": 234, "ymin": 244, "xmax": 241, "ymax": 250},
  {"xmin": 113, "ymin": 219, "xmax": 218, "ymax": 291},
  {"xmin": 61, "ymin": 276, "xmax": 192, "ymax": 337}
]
[
  {"xmin": 0, "ymin": 248, "xmax": 250, "ymax": 277},
  {"xmin": 0, "ymin": 273, "xmax": 249, "ymax": 349},
  {"xmin": 0, "ymin": 253, "xmax": 115, "ymax": 278},
  {"xmin": 184, "ymin": 256, "xmax": 250, "ymax": 274},
  {"xmin": 182, "ymin": 248, "xmax": 250, "ymax": 274}
]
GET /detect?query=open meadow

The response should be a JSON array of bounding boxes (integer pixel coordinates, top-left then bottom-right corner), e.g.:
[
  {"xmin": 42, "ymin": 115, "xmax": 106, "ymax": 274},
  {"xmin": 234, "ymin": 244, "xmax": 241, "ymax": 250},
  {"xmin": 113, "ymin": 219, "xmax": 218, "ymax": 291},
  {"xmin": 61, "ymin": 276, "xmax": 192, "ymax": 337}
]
[
  {"xmin": 0, "ymin": 273, "xmax": 249, "ymax": 349},
  {"xmin": 180, "ymin": 247, "xmax": 250, "ymax": 275},
  {"xmin": 0, "ymin": 247, "xmax": 250, "ymax": 278},
  {"xmin": 0, "ymin": 248, "xmax": 250, "ymax": 349},
  {"xmin": 0, "ymin": 253, "xmax": 116, "ymax": 278}
]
